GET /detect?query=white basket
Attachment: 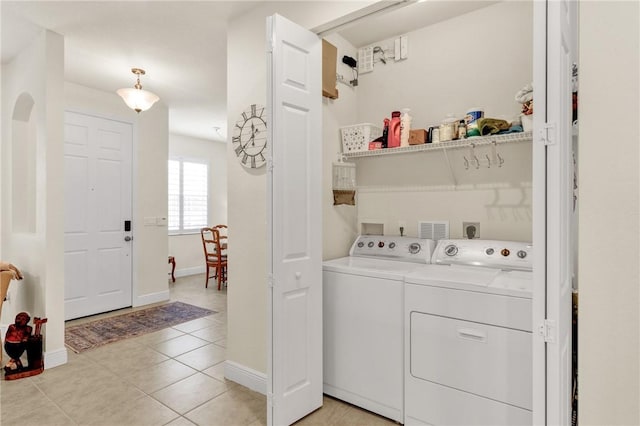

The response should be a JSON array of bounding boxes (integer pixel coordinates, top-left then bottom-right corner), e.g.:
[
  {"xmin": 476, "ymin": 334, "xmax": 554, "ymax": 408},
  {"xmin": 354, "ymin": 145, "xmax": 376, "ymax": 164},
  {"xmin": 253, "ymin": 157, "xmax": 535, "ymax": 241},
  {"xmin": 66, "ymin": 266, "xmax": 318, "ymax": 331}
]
[{"xmin": 340, "ymin": 123, "xmax": 382, "ymax": 153}]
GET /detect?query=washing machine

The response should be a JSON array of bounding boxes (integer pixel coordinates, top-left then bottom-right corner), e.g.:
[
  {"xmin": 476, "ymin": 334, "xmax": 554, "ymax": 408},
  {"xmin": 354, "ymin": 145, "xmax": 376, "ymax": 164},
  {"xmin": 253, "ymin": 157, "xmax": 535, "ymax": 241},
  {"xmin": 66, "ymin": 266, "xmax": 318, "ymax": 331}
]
[
  {"xmin": 404, "ymin": 239, "xmax": 533, "ymax": 426},
  {"xmin": 323, "ymin": 235, "xmax": 436, "ymax": 423}
]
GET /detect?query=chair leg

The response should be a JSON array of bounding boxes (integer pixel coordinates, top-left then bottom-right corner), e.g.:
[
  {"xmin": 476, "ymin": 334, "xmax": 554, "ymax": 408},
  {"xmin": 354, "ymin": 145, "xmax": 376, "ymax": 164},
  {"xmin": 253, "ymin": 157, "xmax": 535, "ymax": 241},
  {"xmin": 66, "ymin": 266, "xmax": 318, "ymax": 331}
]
[
  {"xmin": 205, "ymin": 265, "xmax": 209, "ymax": 288},
  {"xmin": 217, "ymin": 265, "xmax": 222, "ymax": 291}
]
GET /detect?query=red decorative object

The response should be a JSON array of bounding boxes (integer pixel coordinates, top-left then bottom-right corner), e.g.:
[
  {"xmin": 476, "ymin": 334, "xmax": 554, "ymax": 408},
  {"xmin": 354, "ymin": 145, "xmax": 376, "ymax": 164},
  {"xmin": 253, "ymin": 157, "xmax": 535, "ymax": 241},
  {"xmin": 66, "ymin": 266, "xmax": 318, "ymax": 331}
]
[{"xmin": 4, "ymin": 313, "xmax": 47, "ymax": 380}]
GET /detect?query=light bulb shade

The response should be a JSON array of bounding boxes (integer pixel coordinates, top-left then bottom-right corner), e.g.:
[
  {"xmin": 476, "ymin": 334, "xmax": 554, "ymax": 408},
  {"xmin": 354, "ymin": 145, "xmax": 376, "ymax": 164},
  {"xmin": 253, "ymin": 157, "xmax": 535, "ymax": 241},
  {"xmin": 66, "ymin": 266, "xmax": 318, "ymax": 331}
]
[{"xmin": 116, "ymin": 87, "xmax": 160, "ymax": 113}]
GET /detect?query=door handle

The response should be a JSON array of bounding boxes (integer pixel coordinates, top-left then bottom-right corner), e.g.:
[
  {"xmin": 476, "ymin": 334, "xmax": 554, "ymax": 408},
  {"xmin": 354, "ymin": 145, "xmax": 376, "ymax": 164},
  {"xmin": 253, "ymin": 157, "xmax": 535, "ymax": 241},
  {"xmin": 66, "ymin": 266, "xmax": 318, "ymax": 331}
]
[{"xmin": 124, "ymin": 236, "xmax": 133, "ymax": 242}]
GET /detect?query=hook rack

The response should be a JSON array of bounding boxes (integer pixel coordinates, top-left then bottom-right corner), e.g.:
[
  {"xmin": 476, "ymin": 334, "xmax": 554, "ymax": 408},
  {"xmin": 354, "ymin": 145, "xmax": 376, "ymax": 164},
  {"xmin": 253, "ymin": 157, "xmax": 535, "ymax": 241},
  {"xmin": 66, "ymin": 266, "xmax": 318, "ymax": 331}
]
[{"xmin": 464, "ymin": 140, "xmax": 504, "ymax": 170}]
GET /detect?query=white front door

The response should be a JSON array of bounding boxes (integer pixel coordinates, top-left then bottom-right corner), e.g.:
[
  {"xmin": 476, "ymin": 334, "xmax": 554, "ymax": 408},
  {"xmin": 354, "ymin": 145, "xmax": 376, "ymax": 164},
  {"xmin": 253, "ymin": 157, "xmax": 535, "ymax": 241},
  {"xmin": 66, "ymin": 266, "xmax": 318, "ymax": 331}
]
[
  {"xmin": 64, "ymin": 111, "xmax": 133, "ymax": 320},
  {"xmin": 532, "ymin": 0, "xmax": 576, "ymax": 424},
  {"xmin": 266, "ymin": 13, "xmax": 323, "ymax": 426}
]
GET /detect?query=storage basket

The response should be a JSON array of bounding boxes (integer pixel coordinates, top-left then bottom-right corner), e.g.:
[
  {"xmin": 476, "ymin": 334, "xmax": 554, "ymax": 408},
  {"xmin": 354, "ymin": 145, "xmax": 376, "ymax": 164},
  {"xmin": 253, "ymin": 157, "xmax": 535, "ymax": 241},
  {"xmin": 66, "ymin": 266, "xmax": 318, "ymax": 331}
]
[{"xmin": 340, "ymin": 123, "xmax": 382, "ymax": 153}]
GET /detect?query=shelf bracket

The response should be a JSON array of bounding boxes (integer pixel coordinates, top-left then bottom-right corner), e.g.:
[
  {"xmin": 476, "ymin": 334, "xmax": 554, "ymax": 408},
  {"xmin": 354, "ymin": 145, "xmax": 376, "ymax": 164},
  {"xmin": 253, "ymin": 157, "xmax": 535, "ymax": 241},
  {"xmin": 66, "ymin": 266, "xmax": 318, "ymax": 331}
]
[{"xmin": 442, "ymin": 148, "xmax": 458, "ymax": 187}]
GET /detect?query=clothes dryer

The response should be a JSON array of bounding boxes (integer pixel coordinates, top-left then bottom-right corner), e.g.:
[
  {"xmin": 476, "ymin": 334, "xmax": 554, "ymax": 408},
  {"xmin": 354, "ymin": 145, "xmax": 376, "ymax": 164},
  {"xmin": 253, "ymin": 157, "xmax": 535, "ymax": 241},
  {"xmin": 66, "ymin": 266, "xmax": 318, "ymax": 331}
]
[
  {"xmin": 404, "ymin": 239, "xmax": 533, "ymax": 426},
  {"xmin": 323, "ymin": 235, "xmax": 435, "ymax": 423}
]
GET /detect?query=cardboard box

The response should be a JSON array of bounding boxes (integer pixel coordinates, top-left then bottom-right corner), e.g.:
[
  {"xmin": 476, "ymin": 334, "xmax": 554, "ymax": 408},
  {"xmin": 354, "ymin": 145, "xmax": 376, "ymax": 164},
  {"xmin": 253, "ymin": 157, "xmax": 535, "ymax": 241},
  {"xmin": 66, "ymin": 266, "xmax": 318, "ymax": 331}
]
[
  {"xmin": 322, "ymin": 39, "xmax": 339, "ymax": 99},
  {"xmin": 409, "ymin": 129, "xmax": 427, "ymax": 145}
]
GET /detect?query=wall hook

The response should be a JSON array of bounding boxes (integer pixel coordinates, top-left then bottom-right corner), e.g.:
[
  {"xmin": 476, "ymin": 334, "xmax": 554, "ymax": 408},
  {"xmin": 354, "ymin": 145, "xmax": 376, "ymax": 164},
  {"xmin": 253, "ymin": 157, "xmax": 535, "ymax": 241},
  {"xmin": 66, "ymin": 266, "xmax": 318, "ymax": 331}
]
[{"xmin": 473, "ymin": 155, "xmax": 480, "ymax": 169}]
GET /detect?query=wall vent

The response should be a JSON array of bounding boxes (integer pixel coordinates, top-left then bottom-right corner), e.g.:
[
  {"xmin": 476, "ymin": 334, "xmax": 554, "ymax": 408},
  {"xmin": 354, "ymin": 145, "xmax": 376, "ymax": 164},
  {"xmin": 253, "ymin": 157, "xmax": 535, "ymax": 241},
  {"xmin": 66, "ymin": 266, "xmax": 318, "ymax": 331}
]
[{"xmin": 418, "ymin": 221, "xmax": 449, "ymax": 240}]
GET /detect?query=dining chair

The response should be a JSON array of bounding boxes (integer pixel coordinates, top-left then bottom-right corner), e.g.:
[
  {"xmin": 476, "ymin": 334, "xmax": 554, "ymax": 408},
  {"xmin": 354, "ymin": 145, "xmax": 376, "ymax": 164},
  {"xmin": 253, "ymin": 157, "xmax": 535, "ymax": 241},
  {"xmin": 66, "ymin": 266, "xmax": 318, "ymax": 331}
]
[
  {"xmin": 212, "ymin": 224, "xmax": 228, "ymax": 253},
  {"xmin": 200, "ymin": 227, "xmax": 228, "ymax": 290}
]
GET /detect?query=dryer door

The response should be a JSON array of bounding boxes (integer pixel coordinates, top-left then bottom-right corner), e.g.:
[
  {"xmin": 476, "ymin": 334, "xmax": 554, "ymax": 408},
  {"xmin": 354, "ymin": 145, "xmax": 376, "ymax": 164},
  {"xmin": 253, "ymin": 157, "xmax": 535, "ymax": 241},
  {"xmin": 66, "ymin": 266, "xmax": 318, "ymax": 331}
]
[{"xmin": 410, "ymin": 312, "xmax": 532, "ymax": 410}]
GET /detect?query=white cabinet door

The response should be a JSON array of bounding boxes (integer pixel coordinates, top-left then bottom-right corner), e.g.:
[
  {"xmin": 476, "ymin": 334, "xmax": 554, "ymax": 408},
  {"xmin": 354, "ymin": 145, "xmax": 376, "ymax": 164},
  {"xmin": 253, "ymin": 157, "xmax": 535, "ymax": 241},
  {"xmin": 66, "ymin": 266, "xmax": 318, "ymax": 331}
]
[
  {"xmin": 532, "ymin": 1, "xmax": 576, "ymax": 424},
  {"xmin": 64, "ymin": 111, "xmax": 133, "ymax": 320},
  {"xmin": 266, "ymin": 13, "xmax": 322, "ymax": 426}
]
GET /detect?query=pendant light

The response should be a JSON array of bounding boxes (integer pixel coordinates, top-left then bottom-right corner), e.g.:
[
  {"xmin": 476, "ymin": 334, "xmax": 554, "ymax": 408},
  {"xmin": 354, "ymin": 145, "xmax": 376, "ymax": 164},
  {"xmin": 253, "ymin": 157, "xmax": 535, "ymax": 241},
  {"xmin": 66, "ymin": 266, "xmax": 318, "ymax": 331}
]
[{"xmin": 116, "ymin": 68, "xmax": 159, "ymax": 113}]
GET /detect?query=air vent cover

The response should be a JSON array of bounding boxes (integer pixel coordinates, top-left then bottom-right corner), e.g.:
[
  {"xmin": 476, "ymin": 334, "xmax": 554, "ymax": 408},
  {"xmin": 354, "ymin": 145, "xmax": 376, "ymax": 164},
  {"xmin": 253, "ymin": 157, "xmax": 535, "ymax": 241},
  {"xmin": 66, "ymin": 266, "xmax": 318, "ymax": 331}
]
[{"xmin": 418, "ymin": 221, "xmax": 450, "ymax": 241}]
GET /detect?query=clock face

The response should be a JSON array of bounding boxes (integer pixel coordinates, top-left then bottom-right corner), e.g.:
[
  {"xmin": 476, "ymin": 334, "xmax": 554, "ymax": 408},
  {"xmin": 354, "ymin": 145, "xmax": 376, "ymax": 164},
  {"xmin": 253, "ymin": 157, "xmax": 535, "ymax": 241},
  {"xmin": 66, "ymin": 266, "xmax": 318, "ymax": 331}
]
[{"xmin": 232, "ymin": 104, "xmax": 267, "ymax": 169}]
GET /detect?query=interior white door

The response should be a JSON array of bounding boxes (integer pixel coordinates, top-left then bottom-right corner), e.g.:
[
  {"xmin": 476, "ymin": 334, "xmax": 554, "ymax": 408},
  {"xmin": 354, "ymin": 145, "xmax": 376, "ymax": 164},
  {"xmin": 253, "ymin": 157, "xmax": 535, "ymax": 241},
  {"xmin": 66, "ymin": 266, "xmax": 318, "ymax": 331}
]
[
  {"xmin": 266, "ymin": 13, "xmax": 323, "ymax": 426},
  {"xmin": 532, "ymin": 1, "xmax": 576, "ymax": 424},
  {"xmin": 64, "ymin": 111, "xmax": 133, "ymax": 320}
]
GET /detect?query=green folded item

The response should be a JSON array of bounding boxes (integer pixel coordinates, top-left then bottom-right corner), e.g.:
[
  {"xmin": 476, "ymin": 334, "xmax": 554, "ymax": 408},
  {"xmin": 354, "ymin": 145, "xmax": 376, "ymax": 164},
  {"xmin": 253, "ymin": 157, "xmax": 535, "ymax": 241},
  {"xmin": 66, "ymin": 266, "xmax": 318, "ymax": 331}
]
[{"xmin": 477, "ymin": 118, "xmax": 511, "ymax": 136}]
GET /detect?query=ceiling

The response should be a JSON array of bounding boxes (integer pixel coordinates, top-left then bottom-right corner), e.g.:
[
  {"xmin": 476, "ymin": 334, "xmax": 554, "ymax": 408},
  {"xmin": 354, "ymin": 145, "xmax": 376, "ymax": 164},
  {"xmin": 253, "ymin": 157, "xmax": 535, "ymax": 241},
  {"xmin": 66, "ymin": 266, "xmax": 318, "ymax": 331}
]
[
  {"xmin": 1, "ymin": 1, "xmax": 497, "ymax": 142},
  {"xmin": 338, "ymin": 0, "xmax": 498, "ymax": 48},
  {"xmin": 1, "ymin": 1, "xmax": 259, "ymax": 142}
]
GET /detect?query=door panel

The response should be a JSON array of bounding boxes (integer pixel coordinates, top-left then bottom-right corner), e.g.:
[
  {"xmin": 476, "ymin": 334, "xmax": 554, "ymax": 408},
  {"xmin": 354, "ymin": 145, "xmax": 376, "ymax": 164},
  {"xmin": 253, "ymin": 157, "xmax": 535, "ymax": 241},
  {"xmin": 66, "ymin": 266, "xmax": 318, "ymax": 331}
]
[
  {"xmin": 64, "ymin": 111, "xmax": 133, "ymax": 320},
  {"xmin": 532, "ymin": 1, "xmax": 576, "ymax": 424},
  {"xmin": 267, "ymin": 13, "xmax": 322, "ymax": 426}
]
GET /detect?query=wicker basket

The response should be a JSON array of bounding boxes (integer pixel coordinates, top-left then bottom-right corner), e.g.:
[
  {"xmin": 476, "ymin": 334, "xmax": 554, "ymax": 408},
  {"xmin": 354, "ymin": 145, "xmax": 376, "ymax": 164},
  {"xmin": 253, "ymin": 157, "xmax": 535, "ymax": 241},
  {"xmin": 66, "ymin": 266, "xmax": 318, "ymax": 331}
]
[{"xmin": 340, "ymin": 123, "xmax": 382, "ymax": 153}]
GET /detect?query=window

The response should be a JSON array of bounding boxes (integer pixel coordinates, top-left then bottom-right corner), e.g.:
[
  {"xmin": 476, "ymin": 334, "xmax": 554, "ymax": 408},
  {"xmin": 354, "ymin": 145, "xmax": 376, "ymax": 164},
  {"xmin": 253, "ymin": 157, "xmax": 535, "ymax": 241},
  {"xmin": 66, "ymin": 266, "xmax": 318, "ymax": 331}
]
[{"xmin": 168, "ymin": 158, "xmax": 208, "ymax": 233}]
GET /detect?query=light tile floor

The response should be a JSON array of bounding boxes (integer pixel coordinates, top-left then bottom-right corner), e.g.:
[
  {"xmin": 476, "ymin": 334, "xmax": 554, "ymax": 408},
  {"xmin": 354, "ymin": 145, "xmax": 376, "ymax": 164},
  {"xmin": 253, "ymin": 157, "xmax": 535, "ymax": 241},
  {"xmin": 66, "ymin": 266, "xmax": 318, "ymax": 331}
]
[{"xmin": 0, "ymin": 274, "xmax": 395, "ymax": 426}]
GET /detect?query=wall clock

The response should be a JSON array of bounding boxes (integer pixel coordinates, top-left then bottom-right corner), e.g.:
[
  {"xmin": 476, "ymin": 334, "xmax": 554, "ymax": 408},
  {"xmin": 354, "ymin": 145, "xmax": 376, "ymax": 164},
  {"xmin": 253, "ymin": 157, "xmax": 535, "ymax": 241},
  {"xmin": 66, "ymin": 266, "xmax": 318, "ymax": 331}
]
[{"xmin": 232, "ymin": 104, "xmax": 267, "ymax": 169}]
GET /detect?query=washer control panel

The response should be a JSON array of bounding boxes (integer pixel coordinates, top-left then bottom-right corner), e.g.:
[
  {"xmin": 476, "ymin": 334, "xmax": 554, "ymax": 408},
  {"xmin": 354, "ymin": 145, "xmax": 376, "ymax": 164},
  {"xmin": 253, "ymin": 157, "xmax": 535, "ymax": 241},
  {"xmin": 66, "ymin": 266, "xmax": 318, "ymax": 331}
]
[
  {"xmin": 435, "ymin": 239, "xmax": 533, "ymax": 271},
  {"xmin": 350, "ymin": 235, "xmax": 436, "ymax": 264}
]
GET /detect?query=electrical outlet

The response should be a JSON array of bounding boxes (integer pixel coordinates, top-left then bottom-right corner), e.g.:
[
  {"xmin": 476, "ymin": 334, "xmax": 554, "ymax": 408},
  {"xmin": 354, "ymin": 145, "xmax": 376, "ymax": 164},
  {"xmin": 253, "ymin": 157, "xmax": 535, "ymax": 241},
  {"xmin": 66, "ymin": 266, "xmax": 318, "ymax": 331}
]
[{"xmin": 463, "ymin": 222, "xmax": 480, "ymax": 239}]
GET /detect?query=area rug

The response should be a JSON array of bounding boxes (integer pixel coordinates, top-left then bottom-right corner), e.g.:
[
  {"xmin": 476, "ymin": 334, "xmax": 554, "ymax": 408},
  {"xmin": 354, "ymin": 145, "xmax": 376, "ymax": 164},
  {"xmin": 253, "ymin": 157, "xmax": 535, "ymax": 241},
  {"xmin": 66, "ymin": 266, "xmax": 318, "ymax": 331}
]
[{"xmin": 65, "ymin": 301, "xmax": 216, "ymax": 353}]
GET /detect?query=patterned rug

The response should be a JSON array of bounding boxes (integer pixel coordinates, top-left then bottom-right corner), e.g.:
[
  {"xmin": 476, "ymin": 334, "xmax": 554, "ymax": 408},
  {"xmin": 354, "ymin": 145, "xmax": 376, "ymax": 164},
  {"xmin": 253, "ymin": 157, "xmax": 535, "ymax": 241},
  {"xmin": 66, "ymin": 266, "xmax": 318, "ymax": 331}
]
[{"xmin": 65, "ymin": 301, "xmax": 216, "ymax": 353}]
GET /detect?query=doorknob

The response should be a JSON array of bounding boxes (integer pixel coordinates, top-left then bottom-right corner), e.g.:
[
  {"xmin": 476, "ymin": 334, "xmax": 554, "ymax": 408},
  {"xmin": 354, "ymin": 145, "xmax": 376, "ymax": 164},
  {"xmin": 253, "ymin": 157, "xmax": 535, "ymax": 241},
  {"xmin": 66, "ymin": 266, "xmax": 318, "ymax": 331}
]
[{"xmin": 124, "ymin": 236, "xmax": 133, "ymax": 242}]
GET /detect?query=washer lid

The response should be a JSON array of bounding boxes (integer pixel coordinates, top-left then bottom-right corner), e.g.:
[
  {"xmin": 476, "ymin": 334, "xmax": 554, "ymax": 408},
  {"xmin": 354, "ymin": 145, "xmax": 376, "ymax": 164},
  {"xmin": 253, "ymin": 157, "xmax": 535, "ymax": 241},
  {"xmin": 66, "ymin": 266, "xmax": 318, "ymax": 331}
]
[
  {"xmin": 405, "ymin": 264, "xmax": 500, "ymax": 287},
  {"xmin": 405, "ymin": 264, "xmax": 532, "ymax": 298},
  {"xmin": 489, "ymin": 270, "xmax": 533, "ymax": 295},
  {"xmin": 323, "ymin": 256, "xmax": 426, "ymax": 279}
]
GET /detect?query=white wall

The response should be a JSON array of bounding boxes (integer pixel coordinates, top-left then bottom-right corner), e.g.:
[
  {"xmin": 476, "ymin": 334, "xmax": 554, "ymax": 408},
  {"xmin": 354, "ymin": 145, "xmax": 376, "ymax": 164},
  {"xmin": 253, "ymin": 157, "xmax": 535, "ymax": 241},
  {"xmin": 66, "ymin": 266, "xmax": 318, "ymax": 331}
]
[
  {"xmin": 322, "ymin": 33, "xmax": 360, "ymax": 260},
  {"xmin": 168, "ymin": 133, "xmax": 227, "ymax": 277},
  {"xmin": 1, "ymin": 29, "xmax": 66, "ymax": 366},
  {"xmin": 227, "ymin": 1, "xmax": 376, "ymax": 376},
  {"xmin": 64, "ymin": 82, "xmax": 170, "ymax": 306},
  {"xmin": 578, "ymin": 2, "xmax": 639, "ymax": 424},
  {"xmin": 354, "ymin": 1, "xmax": 533, "ymax": 241}
]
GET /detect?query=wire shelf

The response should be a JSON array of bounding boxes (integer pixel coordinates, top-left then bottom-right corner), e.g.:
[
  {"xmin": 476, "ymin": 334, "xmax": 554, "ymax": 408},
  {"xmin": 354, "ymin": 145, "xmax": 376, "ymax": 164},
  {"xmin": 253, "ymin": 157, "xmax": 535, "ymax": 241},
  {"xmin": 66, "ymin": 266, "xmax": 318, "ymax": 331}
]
[{"xmin": 341, "ymin": 131, "xmax": 533, "ymax": 159}]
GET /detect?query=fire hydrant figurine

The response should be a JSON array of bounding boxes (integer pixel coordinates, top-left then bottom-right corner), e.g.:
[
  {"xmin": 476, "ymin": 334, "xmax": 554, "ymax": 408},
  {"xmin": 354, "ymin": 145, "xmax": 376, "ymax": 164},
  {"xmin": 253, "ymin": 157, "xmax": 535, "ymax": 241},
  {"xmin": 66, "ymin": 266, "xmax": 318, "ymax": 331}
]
[
  {"xmin": 3, "ymin": 312, "xmax": 47, "ymax": 380},
  {"xmin": 4, "ymin": 312, "xmax": 32, "ymax": 372}
]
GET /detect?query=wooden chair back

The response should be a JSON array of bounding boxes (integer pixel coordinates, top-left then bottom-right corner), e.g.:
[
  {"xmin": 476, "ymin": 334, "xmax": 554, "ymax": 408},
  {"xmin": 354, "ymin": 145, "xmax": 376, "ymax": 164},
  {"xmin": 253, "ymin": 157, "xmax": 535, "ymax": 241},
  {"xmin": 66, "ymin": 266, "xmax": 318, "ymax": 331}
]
[{"xmin": 200, "ymin": 227, "xmax": 227, "ymax": 289}]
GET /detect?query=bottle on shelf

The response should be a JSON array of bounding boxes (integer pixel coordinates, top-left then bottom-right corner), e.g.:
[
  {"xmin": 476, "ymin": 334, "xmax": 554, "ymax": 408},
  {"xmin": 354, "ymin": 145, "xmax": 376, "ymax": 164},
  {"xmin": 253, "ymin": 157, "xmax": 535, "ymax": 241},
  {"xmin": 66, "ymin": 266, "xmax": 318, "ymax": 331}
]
[
  {"xmin": 400, "ymin": 108, "xmax": 412, "ymax": 147},
  {"xmin": 440, "ymin": 114, "xmax": 459, "ymax": 142},
  {"xmin": 382, "ymin": 118, "xmax": 389, "ymax": 148},
  {"xmin": 388, "ymin": 111, "xmax": 401, "ymax": 148},
  {"xmin": 458, "ymin": 119, "xmax": 467, "ymax": 139}
]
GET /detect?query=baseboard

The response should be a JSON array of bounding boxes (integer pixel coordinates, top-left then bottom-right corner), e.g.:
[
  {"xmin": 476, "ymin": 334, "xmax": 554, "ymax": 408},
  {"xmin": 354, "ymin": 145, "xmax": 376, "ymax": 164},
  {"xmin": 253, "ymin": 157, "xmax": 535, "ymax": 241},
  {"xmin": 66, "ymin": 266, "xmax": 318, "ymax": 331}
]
[
  {"xmin": 44, "ymin": 347, "xmax": 68, "ymax": 369},
  {"xmin": 224, "ymin": 360, "xmax": 267, "ymax": 395},
  {"xmin": 175, "ymin": 266, "xmax": 205, "ymax": 278},
  {"xmin": 133, "ymin": 290, "xmax": 170, "ymax": 307}
]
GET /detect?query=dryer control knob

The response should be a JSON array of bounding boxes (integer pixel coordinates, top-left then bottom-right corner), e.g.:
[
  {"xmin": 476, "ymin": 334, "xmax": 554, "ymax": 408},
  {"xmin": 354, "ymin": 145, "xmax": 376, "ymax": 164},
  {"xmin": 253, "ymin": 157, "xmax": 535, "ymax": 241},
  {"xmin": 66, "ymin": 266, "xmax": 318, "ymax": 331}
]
[
  {"xmin": 389, "ymin": 242, "xmax": 396, "ymax": 249},
  {"xmin": 367, "ymin": 241, "xmax": 375, "ymax": 248},
  {"xmin": 485, "ymin": 248, "xmax": 495, "ymax": 255},
  {"xmin": 444, "ymin": 244, "xmax": 458, "ymax": 256},
  {"xmin": 357, "ymin": 241, "xmax": 364, "ymax": 248},
  {"xmin": 378, "ymin": 241, "xmax": 385, "ymax": 248},
  {"xmin": 409, "ymin": 243, "xmax": 421, "ymax": 254},
  {"xmin": 501, "ymin": 248, "xmax": 511, "ymax": 257},
  {"xmin": 517, "ymin": 250, "xmax": 527, "ymax": 259}
]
